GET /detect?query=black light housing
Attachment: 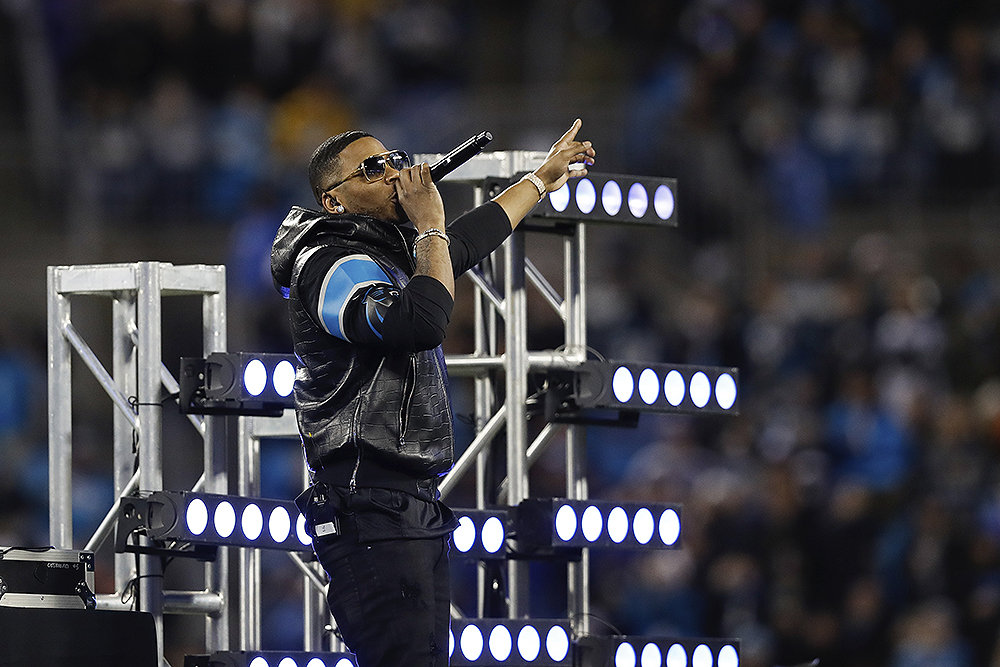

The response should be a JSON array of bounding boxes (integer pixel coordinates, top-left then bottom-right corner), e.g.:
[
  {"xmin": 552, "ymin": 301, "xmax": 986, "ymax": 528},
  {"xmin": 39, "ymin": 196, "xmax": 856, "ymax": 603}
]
[
  {"xmin": 576, "ymin": 635, "xmax": 740, "ymax": 667},
  {"xmin": 179, "ymin": 352, "xmax": 297, "ymax": 416},
  {"xmin": 531, "ymin": 173, "xmax": 677, "ymax": 226},
  {"xmin": 183, "ymin": 651, "xmax": 357, "ymax": 667},
  {"xmin": 449, "ymin": 618, "xmax": 573, "ymax": 667},
  {"xmin": 516, "ymin": 498, "xmax": 681, "ymax": 551},
  {"xmin": 117, "ymin": 491, "xmax": 313, "ymax": 554},
  {"xmin": 452, "ymin": 508, "xmax": 510, "ymax": 560},
  {"xmin": 549, "ymin": 361, "xmax": 739, "ymax": 417}
]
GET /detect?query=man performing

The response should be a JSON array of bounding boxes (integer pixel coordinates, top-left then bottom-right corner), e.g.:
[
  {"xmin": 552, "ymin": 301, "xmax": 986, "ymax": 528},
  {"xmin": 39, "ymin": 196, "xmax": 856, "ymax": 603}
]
[{"xmin": 271, "ymin": 119, "xmax": 595, "ymax": 667}]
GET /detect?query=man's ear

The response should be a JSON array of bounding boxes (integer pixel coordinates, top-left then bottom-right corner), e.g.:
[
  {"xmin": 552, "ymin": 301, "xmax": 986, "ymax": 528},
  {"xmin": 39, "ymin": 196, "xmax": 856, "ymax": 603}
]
[{"xmin": 322, "ymin": 192, "xmax": 344, "ymax": 214}]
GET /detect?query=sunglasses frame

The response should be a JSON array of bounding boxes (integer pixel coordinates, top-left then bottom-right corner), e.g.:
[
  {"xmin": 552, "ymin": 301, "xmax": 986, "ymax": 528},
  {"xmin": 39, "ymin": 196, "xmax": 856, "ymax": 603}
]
[{"xmin": 322, "ymin": 150, "xmax": 411, "ymax": 195}]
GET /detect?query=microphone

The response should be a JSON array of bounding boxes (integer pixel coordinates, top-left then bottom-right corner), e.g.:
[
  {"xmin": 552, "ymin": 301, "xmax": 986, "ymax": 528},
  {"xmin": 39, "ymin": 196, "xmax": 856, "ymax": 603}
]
[{"xmin": 429, "ymin": 131, "xmax": 493, "ymax": 181}]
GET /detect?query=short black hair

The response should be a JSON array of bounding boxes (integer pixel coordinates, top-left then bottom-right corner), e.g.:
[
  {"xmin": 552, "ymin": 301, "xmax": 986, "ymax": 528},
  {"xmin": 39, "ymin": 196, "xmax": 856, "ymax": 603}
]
[{"xmin": 308, "ymin": 130, "xmax": 373, "ymax": 205}]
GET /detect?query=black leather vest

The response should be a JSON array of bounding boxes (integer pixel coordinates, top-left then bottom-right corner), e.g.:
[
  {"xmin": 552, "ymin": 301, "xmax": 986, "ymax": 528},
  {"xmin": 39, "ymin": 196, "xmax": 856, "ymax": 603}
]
[{"xmin": 272, "ymin": 207, "xmax": 454, "ymax": 495}]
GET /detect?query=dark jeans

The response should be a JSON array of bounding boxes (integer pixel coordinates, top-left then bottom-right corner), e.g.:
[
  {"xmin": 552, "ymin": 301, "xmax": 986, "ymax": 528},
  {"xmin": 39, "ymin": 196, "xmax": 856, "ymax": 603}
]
[{"xmin": 315, "ymin": 531, "xmax": 452, "ymax": 667}]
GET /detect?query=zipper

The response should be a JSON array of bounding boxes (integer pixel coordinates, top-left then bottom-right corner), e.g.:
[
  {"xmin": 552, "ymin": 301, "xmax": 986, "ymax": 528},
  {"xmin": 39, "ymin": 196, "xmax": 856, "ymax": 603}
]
[
  {"xmin": 349, "ymin": 391, "xmax": 364, "ymax": 495},
  {"xmin": 399, "ymin": 354, "xmax": 416, "ymax": 438}
]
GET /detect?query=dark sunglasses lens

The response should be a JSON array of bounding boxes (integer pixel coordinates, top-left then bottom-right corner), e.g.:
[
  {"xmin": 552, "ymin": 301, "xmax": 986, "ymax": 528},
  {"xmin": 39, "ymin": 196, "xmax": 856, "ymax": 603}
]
[
  {"xmin": 361, "ymin": 155, "xmax": 387, "ymax": 180},
  {"xmin": 389, "ymin": 151, "xmax": 410, "ymax": 170}
]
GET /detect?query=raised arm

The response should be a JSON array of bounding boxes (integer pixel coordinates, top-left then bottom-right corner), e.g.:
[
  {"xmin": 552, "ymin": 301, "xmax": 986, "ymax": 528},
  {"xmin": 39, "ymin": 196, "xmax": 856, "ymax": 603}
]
[{"xmin": 492, "ymin": 118, "xmax": 596, "ymax": 229}]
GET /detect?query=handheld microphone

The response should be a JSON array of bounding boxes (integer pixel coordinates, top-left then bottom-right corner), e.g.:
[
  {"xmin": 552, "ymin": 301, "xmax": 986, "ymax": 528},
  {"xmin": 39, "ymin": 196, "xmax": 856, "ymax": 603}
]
[{"xmin": 429, "ymin": 131, "xmax": 493, "ymax": 181}]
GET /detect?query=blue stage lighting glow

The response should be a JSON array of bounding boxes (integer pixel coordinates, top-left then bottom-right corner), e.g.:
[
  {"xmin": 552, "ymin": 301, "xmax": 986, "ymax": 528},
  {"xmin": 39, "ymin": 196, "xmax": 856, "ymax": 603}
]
[
  {"xmin": 454, "ymin": 516, "xmax": 476, "ymax": 553},
  {"xmin": 608, "ymin": 506, "xmax": 628, "ymax": 544},
  {"xmin": 627, "ymin": 183, "xmax": 648, "ymax": 217},
  {"xmin": 461, "ymin": 625, "xmax": 484, "ymax": 661},
  {"xmin": 490, "ymin": 625, "xmax": 513, "ymax": 661},
  {"xmin": 663, "ymin": 370, "xmax": 685, "ymax": 406},
  {"xmin": 273, "ymin": 359, "xmax": 295, "ymax": 398},
  {"xmin": 546, "ymin": 626, "xmax": 570, "ymax": 662},
  {"xmin": 690, "ymin": 372, "xmax": 710, "ymax": 408},
  {"xmin": 241, "ymin": 503, "xmax": 264, "ymax": 541},
  {"xmin": 654, "ymin": 184, "xmax": 675, "ymax": 220},
  {"xmin": 268, "ymin": 506, "xmax": 291, "ymax": 543},
  {"xmin": 659, "ymin": 509, "xmax": 681, "ymax": 546},
  {"xmin": 582, "ymin": 505, "xmax": 603, "ymax": 542},
  {"xmin": 555, "ymin": 505, "xmax": 577, "ymax": 542},
  {"xmin": 243, "ymin": 359, "xmax": 267, "ymax": 396},
  {"xmin": 640, "ymin": 643, "xmax": 661, "ymax": 667},
  {"xmin": 632, "ymin": 507, "xmax": 654, "ymax": 545},
  {"xmin": 575, "ymin": 178, "xmax": 596, "ymax": 214},
  {"xmin": 693, "ymin": 644, "xmax": 713, "ymax": 667},
  {"xmin": 615, "ymin": 642, "xmax": 636, "ymax": 667},
  {"xmin": 517, "ymin": 625, "xmax": 541, "ymax": 662},
  {"xmin": 482, "ymin": 516, "xmax": 505, "ymax": 554},
  {"xmin": 638, "ymin": 368, "xmax": 660, "ymax": 405},
  {"xmin": 549, "ymin": 183, "xmax": 570, "ymax": 212},
  {"xmin": 186, "ymin": 497, "xmax": 209, "ymax": 536},
  {"xmin": 715, "ymin": 373, "xmax": 737, "ymax": 410},
  {"xmin": 612, "ymin": 366, "xmax": 634, "ymax": 402},
  {"xmin": 215, "ymin": 500, "xmax": 236, "ymax": 538},
  {"xmin": 602, "ymin": 180, "xmax": 622, "ymax": 215}
]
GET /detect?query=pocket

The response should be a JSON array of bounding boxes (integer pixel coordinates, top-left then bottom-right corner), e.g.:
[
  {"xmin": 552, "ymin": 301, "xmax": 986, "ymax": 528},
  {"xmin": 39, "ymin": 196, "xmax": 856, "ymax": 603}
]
[{"xmin": 368, "ymin": 487, "xmax": 406, "ymax": 512}]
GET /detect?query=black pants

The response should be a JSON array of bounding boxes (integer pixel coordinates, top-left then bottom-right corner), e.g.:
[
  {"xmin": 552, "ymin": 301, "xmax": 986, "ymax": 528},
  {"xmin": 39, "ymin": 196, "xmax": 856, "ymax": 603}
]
[{"xmin": 315, "ymin": 531, "xmax": 452, "ymax": 667}]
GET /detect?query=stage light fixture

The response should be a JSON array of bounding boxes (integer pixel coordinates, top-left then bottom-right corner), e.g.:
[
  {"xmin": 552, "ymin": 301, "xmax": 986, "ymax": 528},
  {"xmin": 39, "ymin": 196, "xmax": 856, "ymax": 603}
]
[
  {"xmin": 531, "ymin": 173, "xmax": 677, "ymax": 226},
  {"xmin": 516, "ymin": 498, "xmax": 681, "ymax": 551},
  {"xmin": 449, "ymin": 619, "xmax": 573, "ymax": 666},
  {"xmin": 179, "ymin": 352, "xmax": 297, "ymax": 416},
  {"xmin": 576, "ymin": 636, "xmax": 740, "ymax": 667},
  {"xmin": 183, "ymin": 651, "xmax": 356, "ymax": 667},
  {"xmin": 569, "ymin": 361, "xmax": 739, "ymax": 416},
  {"xmin": 117, "ymin": 491, "xmax": 313, "ymax": 554},
  {"xmin": 452, "ymin": 509, "xmax": 510, "ymax": 560}
]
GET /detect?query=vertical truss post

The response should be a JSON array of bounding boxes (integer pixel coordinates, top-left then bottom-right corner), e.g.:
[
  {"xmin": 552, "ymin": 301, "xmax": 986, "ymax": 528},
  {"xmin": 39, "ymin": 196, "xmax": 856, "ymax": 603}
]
[
  {"xmin": 112, "ymin": 293, "xmax": 137, "ymax": 598},
  {"xmin": 47, "ymin": 267, "xmax": 73, "ymax": 549},
  {"xmin": 203, "ymin": 279, "xmax": 229, "ymax": 651},
  {"xmin": 504, "ymin": 230, "xmax": 531, "ymax": 617},
  {"xmin": 237, "ymin": 415, "xmax": 261, "ymax": 649},
  {"xmin": 564, "ymin": 222, "xmax": 589, "ymax": 634},
  {"xmin": 136, "ymin": 263, "xmax": 165, "ymax": 652}
]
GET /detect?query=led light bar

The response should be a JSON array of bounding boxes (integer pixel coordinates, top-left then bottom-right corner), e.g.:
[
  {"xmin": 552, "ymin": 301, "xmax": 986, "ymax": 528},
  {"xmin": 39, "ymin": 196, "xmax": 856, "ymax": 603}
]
[
  {"xmin": 516, "ymin": 498, "xmax": 681, "ymax": 550},
  {"xmin": 183, "ymin": 651, "xmax": 357, "ymax": 667},
  {"xmin": 452, "ymin": 509, "xmax": 509, "ymax": 560},
  {"xmin": 531, "ymin": 173, "xmax": 677, "ymax": 226},
  {"xmin": 119, "ymin": 491, "xmax": 313, "ymax": 553},
  {"xmin": 180, "ymin": 352, "xmax": 297, "ymax": 416},
  {"xmin": 576, "ymin": 636, "xmax": 740, "ymax": 667},
  {"xmin": 573, "ymin": 361, "xmax": 739, "ymax": 416},
  {"xmin": 449, "ymin": 619, "xmax": 573, "ymax": 666}
]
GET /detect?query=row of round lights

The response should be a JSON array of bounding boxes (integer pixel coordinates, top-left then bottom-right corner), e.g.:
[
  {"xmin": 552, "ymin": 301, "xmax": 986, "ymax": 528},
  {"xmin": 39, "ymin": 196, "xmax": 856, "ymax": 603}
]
[
  {"xmin": 185, "ymin": 497, "xmax": 311, "ymax": 547},
  {"xmin": 615, "ymin": 642, "xmax": 738, "ymax": 667},
  {"xmin": 453, "ymin": 514, "xmax": 506, "ymax": 555},
  {"xmin": 451, "ymin": 623, "xmax": 571, "ymax": 664},
  {"xmin": 611, "ymin": 367, "xmax": 737, "ymax": 411},
  {"xmin": 548, "ymin": 179, "xmax": 675, "ymax": 221},
  {"xmin": 247, "ymin": 658, "xmax": 353, "ymax": 667},
  {"xmin": 243, "ymin": 358, "xmax": 295, "ymax": 398},
  {"xmin": 554, "ymin": 504, "xmax": 680, "ymax": 547}
]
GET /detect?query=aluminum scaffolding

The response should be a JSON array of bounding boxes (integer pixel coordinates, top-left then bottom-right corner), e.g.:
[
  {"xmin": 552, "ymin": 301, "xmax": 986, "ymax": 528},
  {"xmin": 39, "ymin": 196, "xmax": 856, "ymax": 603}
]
[{"xmin": 47, "ymin": 262, "xmax": 230, "ymax": 662}]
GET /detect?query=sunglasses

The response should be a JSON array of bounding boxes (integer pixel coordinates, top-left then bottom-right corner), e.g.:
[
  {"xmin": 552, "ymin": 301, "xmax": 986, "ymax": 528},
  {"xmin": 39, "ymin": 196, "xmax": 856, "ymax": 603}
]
[{"xmin": 323, "ymin": 150, "xmax": 411, "ymax": 193}]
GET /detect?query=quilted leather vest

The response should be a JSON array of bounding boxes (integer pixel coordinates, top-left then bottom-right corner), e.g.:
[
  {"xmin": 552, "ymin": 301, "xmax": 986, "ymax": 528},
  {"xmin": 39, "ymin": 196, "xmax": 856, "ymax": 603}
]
[{"xmin": 273, "ymin": 207, "xmax": 454, "ymax": 497}]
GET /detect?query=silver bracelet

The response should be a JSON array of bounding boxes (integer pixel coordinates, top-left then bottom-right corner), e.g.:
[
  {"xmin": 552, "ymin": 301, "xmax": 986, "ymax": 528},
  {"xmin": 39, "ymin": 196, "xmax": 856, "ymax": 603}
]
[
  {"xmin": 413, "ymin": 228, "xmax": 450, "ymax": 250},
  {"xmin": 521, "ymin": 172, "xmax": 547, "ymax": 202}
]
